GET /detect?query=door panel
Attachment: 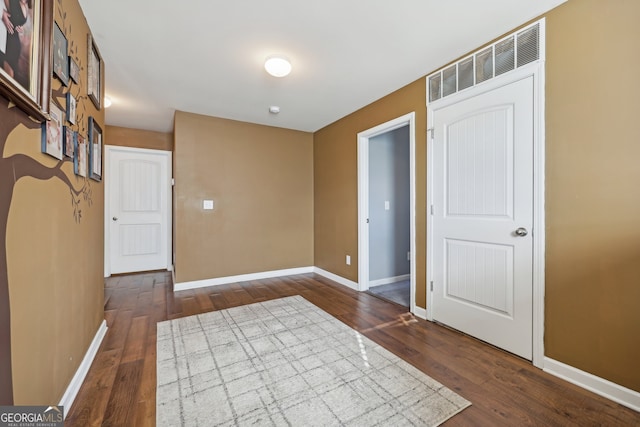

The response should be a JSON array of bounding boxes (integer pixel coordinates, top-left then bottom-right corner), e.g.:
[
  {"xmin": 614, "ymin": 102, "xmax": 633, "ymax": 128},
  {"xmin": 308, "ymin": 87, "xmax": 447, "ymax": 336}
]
[
  {"xmin": 109, "ymin": 149, "xmax": 169, "ymax": 274},
  {"xmin": 432, "ymin": 77, "xmax": 533, "ymax": 359}
]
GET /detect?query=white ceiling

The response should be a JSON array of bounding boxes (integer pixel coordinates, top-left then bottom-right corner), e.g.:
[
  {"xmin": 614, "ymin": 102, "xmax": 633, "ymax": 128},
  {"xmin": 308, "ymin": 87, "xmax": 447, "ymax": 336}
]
[{"xmin": 78, "ymin": 0, "xmax": 567, "ymax": 133}]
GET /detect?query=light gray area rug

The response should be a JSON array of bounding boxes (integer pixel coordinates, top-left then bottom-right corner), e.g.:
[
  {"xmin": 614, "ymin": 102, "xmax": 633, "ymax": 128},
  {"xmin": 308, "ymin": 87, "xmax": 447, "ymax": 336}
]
[{"xmin": 157, "ymin": 296, "xmax": 470, "ymax": 426}]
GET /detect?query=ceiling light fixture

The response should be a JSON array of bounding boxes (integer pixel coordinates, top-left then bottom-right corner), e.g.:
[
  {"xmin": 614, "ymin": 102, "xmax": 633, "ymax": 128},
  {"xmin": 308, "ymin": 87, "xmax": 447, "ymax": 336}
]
[
  {"xmin": 269, "ymin": 106, "xmax": 280, "ymax": 114},
  {"xmin": 264, "ymin": 55, "xmax": 292, "ymax": 77},
  {"xmin": 104, "ymin": 96, "xmax": 112, "ymax": 108}
]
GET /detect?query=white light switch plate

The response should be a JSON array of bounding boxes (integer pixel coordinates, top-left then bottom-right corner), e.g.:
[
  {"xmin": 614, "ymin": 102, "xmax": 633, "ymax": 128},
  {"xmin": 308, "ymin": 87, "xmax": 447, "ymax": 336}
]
[
  {"xmin": 385, "ymin": 201, "xmax": 390, "ymax": 210},
  {"xmin": 203, "ymin": 200, "xmax": 214, "ymax": 210}
]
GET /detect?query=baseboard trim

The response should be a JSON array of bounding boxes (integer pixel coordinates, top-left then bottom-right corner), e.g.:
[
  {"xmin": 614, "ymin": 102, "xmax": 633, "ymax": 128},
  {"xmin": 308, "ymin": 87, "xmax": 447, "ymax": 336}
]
[
  {"xmin": 312, "ymin": 268, "xmax": 359, "ymax": 291},
  {"xmin": 544, "ymin": 357, "xmax": 640, "ymax": 412},
  {"xmin": 413, "ymin": 306, "xmax": 427, "ymax": 320},
  {"xmin": 369, "ymin": 274, "xmax": 410, "ymax": 287},
  {"xmin": 59, "ymin": 320, "xmax": 108, "ymax": 418},
  {"xmin": 174, "ymin": 267, "xmax": 315, "ymax": 292}
]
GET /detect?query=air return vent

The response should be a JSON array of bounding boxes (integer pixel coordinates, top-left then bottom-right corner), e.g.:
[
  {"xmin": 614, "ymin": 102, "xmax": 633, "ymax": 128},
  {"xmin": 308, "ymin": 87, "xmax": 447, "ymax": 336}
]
[{"xmin": 427, "ymin": 20, "xmax": 543, "ymax": 103}]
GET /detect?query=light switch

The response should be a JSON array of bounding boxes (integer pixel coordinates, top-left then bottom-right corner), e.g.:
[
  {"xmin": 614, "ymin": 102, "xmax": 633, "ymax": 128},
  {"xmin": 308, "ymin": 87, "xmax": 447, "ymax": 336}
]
[
  {"xmin": 203, "ymin": 200, "xmax": 214, "ymax": 210},
  {"xmin": 384, "ymin": 201, "xmax": 390, "ymax": 210}
]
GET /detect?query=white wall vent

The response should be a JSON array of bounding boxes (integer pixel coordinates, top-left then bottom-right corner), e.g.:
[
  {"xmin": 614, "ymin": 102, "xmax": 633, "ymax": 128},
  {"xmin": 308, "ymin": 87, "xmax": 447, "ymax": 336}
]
[{"xmin": 428, "ymin": 20, "xmax": 543, "ymax": 103}]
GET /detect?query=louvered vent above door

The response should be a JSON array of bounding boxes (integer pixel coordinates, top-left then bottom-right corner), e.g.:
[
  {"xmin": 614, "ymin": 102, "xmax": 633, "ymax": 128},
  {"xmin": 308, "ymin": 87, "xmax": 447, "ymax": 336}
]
[{"xmin": 428, "ymin": 20, "xmax": 543, "ymax": 103}]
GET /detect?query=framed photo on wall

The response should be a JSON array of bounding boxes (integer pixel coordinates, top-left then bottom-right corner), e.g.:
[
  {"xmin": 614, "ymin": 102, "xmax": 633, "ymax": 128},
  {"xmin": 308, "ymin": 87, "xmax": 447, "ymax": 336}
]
[
  {"xmin": 69, "ymin": 57, "xmax": 80, "ymax": 84},
  {"xmin": 74, "ymin": 133, "xmax": 87, "ymax": 177},
  {"xmin": 52, "ymin": 22, "xmax": 69, "ymax": 85},
  {"xmin": 41, "ymin": 102, "xmax": 64, "ymax": 160},
  {"xmin": 88, "ymin": 117, "xmax": 102, "ymax": 181},
  {"xmin": 87, "ymin": 34, "xmax": 102, "ymax": 109},
  {"xmin": 63, "ymin": 126, "xmax": 74, "ymax": 159},
  {"xmin": 66, "ymin": 92, "xmax": 76, "ymax": 124},
  {"xmin": 0, "ymin": 0, "xmax": 53, "ymax": 121}
]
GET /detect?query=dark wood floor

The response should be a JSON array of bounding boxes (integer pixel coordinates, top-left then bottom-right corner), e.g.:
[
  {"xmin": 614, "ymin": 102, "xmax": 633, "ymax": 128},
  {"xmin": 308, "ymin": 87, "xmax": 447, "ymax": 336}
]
[{"xmin": 66, "ymin": 271, "xmax": 639, "ymax": 426}]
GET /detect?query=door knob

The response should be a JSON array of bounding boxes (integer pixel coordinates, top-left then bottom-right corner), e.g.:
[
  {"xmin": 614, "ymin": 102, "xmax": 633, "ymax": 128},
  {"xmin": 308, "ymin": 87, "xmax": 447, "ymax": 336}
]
[
  {"xmin": 112, "ymin": 217, "xmax": 118, "ymax": 221},
  {"xmin": 515, "ymin": 227, "xmax": 528, "ymax": 237}
]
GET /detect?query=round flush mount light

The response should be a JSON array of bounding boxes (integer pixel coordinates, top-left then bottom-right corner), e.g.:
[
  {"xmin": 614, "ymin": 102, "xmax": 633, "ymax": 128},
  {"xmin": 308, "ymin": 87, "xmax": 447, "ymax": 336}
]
[
  {"xmin": 264, "ymin": 55, "xmax": 292, "ymax": 77},
  {"xmin": 104, "ymin": 96, "xmax": 112, "ymax": 108},
  {"xmin": 269, "ymin": 106, "xmax": 280, "ymax": 114}
]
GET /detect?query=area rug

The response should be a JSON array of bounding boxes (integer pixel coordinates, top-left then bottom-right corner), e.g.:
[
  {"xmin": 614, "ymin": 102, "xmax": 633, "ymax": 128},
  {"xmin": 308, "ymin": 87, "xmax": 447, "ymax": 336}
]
[{"xmin": 156, "ymin": 296, "xmax": 470, "ymax": 426}]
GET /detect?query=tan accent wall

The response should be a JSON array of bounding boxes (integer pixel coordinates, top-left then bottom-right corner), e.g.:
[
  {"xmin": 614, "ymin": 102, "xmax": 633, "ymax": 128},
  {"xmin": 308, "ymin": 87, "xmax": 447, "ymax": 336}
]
[
  {"xmin": 173, "ymin": 111, "xmax": 314, "ymax": 283},
  {"xmin": 106, "ymin": 125, "xmax": 173, "ymax": 151},
  {"xmin": 313, "ymin": 79, "xmax": 427, "ymax": 306},
  {"xmin": 313, "ymin": 0, "xmax": 640, "ymax": 392},
  {"xmin": 544, "ymin": 0, "xmax": 640, "ymax": 392},
  {"xmin": 2, "ymin": 0, "xmax": 105, "ymax": 404}
]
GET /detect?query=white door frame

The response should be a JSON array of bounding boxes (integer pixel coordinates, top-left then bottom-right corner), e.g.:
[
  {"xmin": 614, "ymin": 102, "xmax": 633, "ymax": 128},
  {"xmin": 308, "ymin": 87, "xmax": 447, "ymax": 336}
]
[
  {"xmin": 358, "ymin": 112, "xmax": 417, "ymax": 314},
  {"xmin": 427, "ymin": 62, "xmax": 546, "ymax": 367},
  {"xmin": 104, "ymin": 145, "xmax": 173, "ymax": 277}
]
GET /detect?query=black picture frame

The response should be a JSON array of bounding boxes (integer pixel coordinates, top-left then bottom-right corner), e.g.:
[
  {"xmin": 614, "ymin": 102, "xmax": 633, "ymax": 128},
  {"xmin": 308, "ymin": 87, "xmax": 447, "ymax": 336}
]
[
  {"xmin": 66, "ymin": 92, "xmax": 76, "ymax": 124},
  {"xmin": 52, "ymin": 22, "xmax": 69, "ymax": 86},
  {"xmin": 69, "ymin": 57, "xmax": 80, "ymax": 84},
  {"xmin": 62, "ymin": 126, "xmax": 74, "ymax": 159},
  {"xmin": 88, "ymin": 117, "xmax": 102, "ymax": 181},
  {"xmin": 87, "ymin": 34, "xmax": 102, "ymax": 109},
  {"xmin": 0, "ymin": 0, "xmax": 53, "ymax": 121},
  {"xmin": 74, "ymin": 133, "xmax": 87, "ymax": 177}
]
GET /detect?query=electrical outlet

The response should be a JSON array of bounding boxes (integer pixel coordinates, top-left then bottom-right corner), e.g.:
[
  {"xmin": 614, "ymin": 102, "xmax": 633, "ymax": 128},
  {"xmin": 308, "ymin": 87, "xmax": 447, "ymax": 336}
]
[
  {"xmin": 384, "ymin": 201, "xmax": 390, "ymax": 210},
  {"xmin": 346, "ymin": 255, "xmax": 351, "ymax": 265}
]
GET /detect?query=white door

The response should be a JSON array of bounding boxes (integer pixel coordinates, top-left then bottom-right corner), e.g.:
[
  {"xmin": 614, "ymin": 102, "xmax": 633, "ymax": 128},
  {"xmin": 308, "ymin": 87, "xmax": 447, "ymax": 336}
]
[
  {"xmin": 432, "ymin": 76, "xmax": 533, "ymax": 359},
  {"xmin": 107, "ymin": 147, "xmax": 171, "ymax": 275}
]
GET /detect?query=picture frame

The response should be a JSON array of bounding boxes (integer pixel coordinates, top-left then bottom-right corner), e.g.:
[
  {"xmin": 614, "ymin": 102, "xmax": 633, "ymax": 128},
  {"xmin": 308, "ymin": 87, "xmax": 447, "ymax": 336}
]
[
  {"xmin": 52, "ymin": 21, "xmax": 69, "ymax": 86},
  {"xmin": 66, "ymin": 92, "xmax": 76, "ymax": 124},
  {"xmin": 41, "ymin": 102, "xmax": 64, "ymax": 160},
  {"xmin": 88, "ymin": 117, "xmax": 102, "ymax": 181},
  {"xmin": 63, "ymin": 126, "xmax": 74, "ymax": 159},
  {"xmin": 69, "ymin": 57, "xmax": 80, "ymax": 84},
  {"xmin": 87, "ymin": 34, "xmax": 102, "ymax": 109},
  {"xmin": 0, "ymin": 0, "xmax": 53, "ymax": 121},
  {"xmin": 74, "ymin": 133, "xmax": 87, "ymax": 177}
]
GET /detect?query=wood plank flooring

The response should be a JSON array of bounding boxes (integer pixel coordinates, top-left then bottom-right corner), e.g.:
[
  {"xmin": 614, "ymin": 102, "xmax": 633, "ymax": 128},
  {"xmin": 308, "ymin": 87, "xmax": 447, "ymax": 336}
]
[{"xmin": 65, "ymin": 271, "xmax": 640, "ymax": 426}]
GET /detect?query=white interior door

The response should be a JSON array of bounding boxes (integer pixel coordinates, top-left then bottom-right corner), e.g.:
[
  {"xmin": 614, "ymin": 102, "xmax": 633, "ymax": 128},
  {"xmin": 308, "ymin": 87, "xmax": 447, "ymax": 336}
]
[
  {"xmin": 432, "ymin": 76, "xmax": 534, "ymax": 359},
  {"xmin": 107, "ymin": 146, "xmax": 171, "ymax": 275}
]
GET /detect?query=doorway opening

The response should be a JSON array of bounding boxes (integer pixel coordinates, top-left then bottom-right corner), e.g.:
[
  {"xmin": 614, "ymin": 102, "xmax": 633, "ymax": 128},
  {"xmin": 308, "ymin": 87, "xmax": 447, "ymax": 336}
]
[{"xmin": 358, "ymin": 112, "xmax": 416, "ymax": 312}]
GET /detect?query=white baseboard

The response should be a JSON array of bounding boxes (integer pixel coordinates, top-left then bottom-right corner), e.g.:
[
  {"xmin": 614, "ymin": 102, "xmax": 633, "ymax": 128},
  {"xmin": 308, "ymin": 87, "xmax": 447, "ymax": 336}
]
[
  {"xmin": 174, "ymin": 267, "xmax": 314, "ymax": 292},
  {"xmin": 413, "ymin": 306, "xmax": 427, "ymax": 320},
  {"xmin": 312, "ymin": 268, "xmax": 360, "ymax": 291},
  {"xmin": 369, "ymin": 274, "xmax": 410, "ymax": 287},
  {"xmin": 59, "ymin": 320, "xmax": 108, "ymax": 418},
  {"xmin": 544, "ymin": 357, "xmax": 640, "ymax": 412}
]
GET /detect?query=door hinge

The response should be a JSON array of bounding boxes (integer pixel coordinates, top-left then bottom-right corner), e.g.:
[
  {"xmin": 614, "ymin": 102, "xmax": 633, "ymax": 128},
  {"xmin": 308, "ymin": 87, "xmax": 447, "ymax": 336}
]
[
  {"xmin": 427, "ymin": 128, "xmax": 434, "ymax": 140},
  {"xmin": 430, "ymin": 205, "xmax": 434, "ymax": 215},
  {"xmin": 366, "ymin": 218, "xmax": 369, "ymax": 224},
  {"xmin": 171, "ymin": 178, "xmax": 175, "ymax": 186},
  {"xmin": 430, "ymin": 281, "xmax": 434, "ymax": 292}
]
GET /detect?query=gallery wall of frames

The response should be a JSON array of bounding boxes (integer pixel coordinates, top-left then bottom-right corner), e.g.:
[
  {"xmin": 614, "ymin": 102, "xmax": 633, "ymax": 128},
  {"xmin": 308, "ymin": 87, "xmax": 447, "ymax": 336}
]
[{"xmin": 0, "ymin": 0, "xmax": 106, "ymax": 407}]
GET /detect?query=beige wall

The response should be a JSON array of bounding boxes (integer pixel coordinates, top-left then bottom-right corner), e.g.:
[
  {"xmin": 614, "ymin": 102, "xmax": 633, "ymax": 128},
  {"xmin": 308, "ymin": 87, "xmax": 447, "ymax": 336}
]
[
  {"xmin": 1, "ymin": 0, "xmax": 105, "ymax": 404},
  {"xmin": 106, "ymin": 125, "xmax": 173, "ymax": 152},
  {"xmin": 544, "ymin": 0, "xmax": 640, "ymax": 392},
  {"xmin": 313, "ymin": 0, "xmax": 640, "ymax": 392},
  {"xmin": 173, "ymin": 111, "xmax": 314, "ymax": 283},
  {"xmin": 314, "ymin": 80, "xmax": 427, "ymax": 306}
]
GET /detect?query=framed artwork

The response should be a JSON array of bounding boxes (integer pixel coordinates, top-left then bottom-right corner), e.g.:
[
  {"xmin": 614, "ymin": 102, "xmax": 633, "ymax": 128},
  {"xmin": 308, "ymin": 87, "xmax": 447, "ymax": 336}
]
[
  {"xmin": 87, "ymin": 34, "xmax": 102, "ymax": 109},
  {"xmin": 63, "ymin": 126, "xmax": 74, "ymax": 159},
  {"xmin": 74, "ymin": 133, "xmax": 87, "ymax": 177},
  {"xmin": 66, "ymin": 92, "xmax": 76, "ymax": 124},
  {"xmin": 88, "ymin": 117, "xmax": 102, "ymax": 181},
  {"xmin": 52, "ymin": 22, "xmax": 69, "ymax": 86},
  {"xmin": 69, "ymin": 57, "xmax": 80, "ymax": 84},
  {"xmin": 0, "ymin": 0, "xmax": 53, "ymax": 121},
  {"xmin": 41, "ymin": 102, "xmax": 64, "ymax": 160}
]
